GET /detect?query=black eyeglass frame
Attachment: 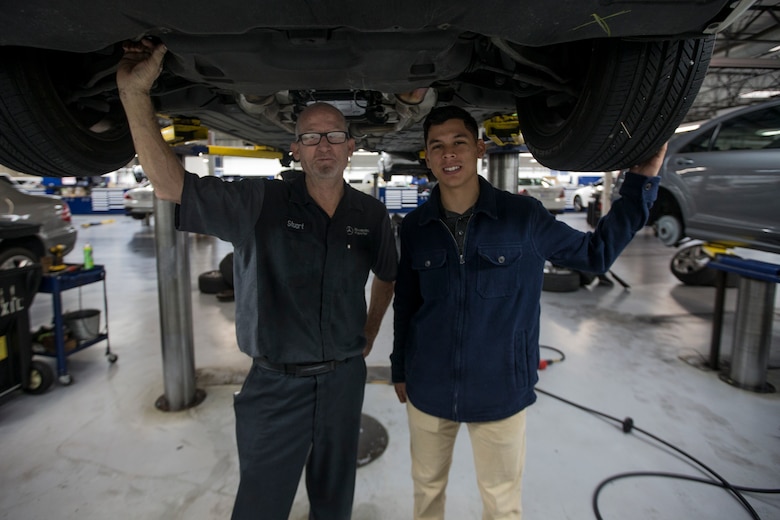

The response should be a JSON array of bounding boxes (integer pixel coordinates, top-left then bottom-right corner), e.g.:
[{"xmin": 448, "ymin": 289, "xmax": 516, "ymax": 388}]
[{"xmin": 296, "ymin": 131, "xmax": 350, "ymax": 146}]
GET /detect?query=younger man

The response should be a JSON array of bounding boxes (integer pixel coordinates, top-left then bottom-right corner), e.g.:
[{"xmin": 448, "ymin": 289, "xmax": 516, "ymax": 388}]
[{"xmin": 391, "ymin": 105, "xmax": 665, "ymax": 519}]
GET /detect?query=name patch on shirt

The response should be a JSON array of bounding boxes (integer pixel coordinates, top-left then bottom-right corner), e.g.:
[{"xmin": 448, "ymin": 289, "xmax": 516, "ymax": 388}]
[{"xmin": 286, "ymin": 218, "xmax": 309, "ymax": 232}]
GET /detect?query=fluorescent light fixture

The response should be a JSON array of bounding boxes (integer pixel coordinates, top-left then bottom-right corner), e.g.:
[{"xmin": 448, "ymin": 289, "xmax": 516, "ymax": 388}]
[
  {"xmin": 739, "ymin": 89, "xmax": 780, "ymax": 99},
  {"xmin": 758, "ymin": 129, "xmax": 780, "ymax": 137}
]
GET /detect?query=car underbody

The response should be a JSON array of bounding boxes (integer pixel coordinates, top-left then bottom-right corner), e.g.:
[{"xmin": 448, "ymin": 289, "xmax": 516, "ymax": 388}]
[{"xmin": 0, "ymin": 0, "xmax": 751, "ymax": 177}]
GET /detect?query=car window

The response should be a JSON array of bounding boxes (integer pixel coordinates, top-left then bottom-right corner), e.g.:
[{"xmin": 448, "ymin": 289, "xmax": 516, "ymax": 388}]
[
  {"xmin": 679, "ymin": 127, "xmax": 716, "ymax": 153},
  {"xmin": 706, "ymin": 106, "xmax": 780, "ymax": 152},
  {"xmin": 715, "ymin": 107, "xmax": 780, "ymax": 151}
]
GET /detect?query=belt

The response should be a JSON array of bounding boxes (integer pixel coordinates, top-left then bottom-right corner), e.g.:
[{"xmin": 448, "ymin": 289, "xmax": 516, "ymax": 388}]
[{"xmin": 255, "ymin": 357, "xmax": 345, "ymax": 377}]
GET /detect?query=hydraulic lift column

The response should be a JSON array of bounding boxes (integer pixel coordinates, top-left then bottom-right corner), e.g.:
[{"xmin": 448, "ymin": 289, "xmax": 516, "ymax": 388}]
[
  {"xmin": 151, "ymin": 124, "xmax": 284, "ymax": 411},
  {"xmin": 152, "ymin": 161, "xmax": 205, "ymax": 412},
  {"xmin": 485, "ymin": 144, "xmax": 520, "ymax": 195}
]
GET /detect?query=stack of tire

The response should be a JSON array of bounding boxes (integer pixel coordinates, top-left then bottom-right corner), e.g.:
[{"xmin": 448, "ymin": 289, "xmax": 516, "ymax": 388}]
[{"xmin": 198, "ymin": 252, "xmax": 234, "ymax": 301}]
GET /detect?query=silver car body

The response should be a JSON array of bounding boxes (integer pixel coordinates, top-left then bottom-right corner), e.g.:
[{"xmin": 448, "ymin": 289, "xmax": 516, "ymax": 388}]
[
  {"xmin": 648, "ymin": 98, "xmax": 780, "ymax": 254},
  {"xmin": 0, "ymin": 180, "xmax": 77, "ymax": 258},
  {"xmin": 518, "ymin": 177, "xmax": 566, "ymax": 214}
]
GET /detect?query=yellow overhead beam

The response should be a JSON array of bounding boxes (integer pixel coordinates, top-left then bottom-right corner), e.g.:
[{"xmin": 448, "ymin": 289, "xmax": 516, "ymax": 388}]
[{"xmin": 206, "ymin": 146, "xmax": 283, "ymax": 160}]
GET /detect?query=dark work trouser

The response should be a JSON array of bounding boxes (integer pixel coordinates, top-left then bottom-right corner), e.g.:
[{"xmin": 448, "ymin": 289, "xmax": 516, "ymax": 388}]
[{"xmin": 231, "ymin": 356, "xmax": 366, "ymax": 520}]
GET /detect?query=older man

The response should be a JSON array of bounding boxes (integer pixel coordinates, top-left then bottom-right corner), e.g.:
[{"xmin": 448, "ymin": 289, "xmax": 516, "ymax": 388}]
[{"xmin": 117, "ymin": 39, "xmax": 397, "ymax": 520}]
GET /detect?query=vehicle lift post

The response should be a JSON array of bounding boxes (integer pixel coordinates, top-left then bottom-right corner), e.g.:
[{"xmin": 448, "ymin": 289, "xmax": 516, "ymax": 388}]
[
  {"xmin": 151, "ymin": 156, "xmax": 206, "ymax": 412},
  {"xmin": 151, "ymin": 124, "xmax": 285, "ymax": 412},
  {"xmin": 484, "ymin": 144, "xmax": 520, "ymax": 194}
]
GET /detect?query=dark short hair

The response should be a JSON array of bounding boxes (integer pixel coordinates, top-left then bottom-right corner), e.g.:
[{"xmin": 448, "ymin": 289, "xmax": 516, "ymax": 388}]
[{"xmin": 423, "ymin": 106, "xmax": 480, "ymax": 145}]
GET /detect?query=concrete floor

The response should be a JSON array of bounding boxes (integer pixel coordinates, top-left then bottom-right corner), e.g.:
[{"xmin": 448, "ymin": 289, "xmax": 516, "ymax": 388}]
[{"xmin": 0, "ymin": 211, "xmax": 778, "ymax": 520}]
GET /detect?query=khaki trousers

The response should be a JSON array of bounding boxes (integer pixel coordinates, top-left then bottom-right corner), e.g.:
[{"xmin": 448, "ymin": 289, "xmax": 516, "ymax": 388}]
[{"xmin": 406, "ymin": 402, "xmax": 526, "ymax": 520}]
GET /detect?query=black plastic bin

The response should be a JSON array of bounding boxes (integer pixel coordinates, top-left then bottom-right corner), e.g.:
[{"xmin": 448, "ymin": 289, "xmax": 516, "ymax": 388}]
[
  {"xmin": 0, "ymin": 262, "xmax": 49, "ymax": 397},
  {"xmin": 586, "ymin": 193, "xmax": 602, "ymax": 228}
]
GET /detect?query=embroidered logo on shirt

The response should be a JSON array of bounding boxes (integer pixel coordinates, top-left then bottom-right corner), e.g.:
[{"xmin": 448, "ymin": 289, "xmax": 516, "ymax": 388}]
[{"xmin": 346, "ymin": 226, "xmax": 369, "ymax": 236}]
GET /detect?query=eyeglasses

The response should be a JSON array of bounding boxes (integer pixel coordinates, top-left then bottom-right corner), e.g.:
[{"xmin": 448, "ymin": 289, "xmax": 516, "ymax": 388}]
[{"xmin": 297, "ymin": 131, "xmax": 350, "ymax": 146}]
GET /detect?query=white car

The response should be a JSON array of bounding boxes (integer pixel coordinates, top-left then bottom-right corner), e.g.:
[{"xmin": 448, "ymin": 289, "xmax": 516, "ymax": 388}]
[
  {"xmin": 571, "ymin": 179, "xmax": 604, "ymax": 212},
  {"xmin": 123, "ymin": 181, "xmax": 154, "ymax": 220}
]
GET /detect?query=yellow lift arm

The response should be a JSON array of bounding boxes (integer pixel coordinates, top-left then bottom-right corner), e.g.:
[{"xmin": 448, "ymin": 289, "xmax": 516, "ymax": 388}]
[
  {"xmin": 161, "ymin": 117, "xmax": 284, "ymax": 160},
  {"xmin": 482, "ymin": 114, "xmax": 524, "ymax": 147}
]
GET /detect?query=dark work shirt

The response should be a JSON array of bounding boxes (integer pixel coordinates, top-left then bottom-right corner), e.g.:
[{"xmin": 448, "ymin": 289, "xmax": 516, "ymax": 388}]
[{"xmin": 177, "ymin": 172, "xmax": 397, "ymax": 363}]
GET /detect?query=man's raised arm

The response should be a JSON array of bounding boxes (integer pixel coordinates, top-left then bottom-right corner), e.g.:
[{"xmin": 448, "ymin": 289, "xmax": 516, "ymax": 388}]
[{"xmin": 116, "ymin": 39, "xmax": 184, "ymax": 203}]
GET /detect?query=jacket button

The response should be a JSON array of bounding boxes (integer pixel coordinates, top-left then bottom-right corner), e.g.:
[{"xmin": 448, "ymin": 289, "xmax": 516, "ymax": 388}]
[
  {"xmin": 498, "ymin": 256, "xmax": 505, "ymax": 264},
  {"xmin": 644, "ymin": 182, "xmax": 652, "ymax": 190},
  {"xmin": 424, "ymin": 260, "xmax": 431, "ymax": 267}
]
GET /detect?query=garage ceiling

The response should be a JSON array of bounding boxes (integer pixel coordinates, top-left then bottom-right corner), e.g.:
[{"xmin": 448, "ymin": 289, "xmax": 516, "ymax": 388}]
[{"xmin": 687, "ymin": 0, "xmax": 780, "ymax": 122}]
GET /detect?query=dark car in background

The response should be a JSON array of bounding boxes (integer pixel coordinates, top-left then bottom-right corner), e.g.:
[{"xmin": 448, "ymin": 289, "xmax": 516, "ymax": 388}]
[{"xmin": 0, "ymin": 1, "xmax": 749, "ymax": 180}]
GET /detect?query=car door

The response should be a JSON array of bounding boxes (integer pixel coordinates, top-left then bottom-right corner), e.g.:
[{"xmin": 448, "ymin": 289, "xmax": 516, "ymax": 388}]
[{"xmin": 669, "ymin": 105, "xmax": 780, "ymax": 241}]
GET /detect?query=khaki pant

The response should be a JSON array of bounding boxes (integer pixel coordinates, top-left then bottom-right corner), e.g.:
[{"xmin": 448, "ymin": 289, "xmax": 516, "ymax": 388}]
[{"xmin": 406, "ymin": 402, "xmax": 527, "ymax": 520}]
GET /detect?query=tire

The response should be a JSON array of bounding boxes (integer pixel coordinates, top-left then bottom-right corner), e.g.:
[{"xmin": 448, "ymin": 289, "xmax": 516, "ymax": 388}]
[
  {"xmin": 670, "ymin": 245, "xmax": 738, "ymax": 287},
  {"xmin": 198, "ymin": 269, "xmax": 230, "ymax": 294},
  {"xmin": 0, "ymin": 246, "xmax": 38, "ymax": 270},
  {"xmin": 572, "ymin": 195, "xmax": 584, "ymax": 212},
  {"xmin": 517, "ymin": 37, "xmax": 714, "ymax": 172},
  {"xmin": 219, "ymin": 252, "xmax": 234, "ymax": 288},
  {"xmin": 655, "ymin": 214, "xmax": 684, "ymax": 247},
  {"xmin": 0, "ymin": 47, "xmax": 135, "ymax": 177},
  {"xmin": 542, "ymin": 265, "xmax": 581, "ymax": 293},
  {"xmin": 24, "ymin": 359, "xmax": 54, "ymax": 395}
]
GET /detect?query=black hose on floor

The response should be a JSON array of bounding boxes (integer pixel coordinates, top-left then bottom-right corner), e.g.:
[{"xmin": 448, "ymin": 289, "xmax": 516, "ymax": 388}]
[{"xmin": 535, "ymin": 346, "xmax": 780, "ymax": 519}]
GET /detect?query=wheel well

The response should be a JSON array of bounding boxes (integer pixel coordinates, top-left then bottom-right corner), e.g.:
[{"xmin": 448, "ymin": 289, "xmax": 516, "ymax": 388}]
[
  {"xmin": 648, "ymin": 188, "xmax": 682, "ymax": 226},
  {"xmin": 0, "ymin": 236, "xmax": 46, "ymax": 259}
]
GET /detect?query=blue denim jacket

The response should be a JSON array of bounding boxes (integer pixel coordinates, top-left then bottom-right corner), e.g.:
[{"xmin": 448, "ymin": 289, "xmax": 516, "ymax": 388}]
[{"xmin": 391, "ymin": 173, "xmax": 659, "ymax": 422}]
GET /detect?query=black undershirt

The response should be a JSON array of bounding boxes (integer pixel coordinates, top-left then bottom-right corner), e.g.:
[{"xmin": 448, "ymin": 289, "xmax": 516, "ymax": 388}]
[{"xmin": 442, "ymin": 206, "xmax": 474, "ymax": 256}]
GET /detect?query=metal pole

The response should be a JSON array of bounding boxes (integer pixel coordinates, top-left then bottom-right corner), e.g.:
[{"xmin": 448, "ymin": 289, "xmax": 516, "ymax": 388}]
[
  {"xmin": 152, "ymin": 174, "xmax": 205, "ymax": 411},
  {"xmin": 486, "ymin": 148, "xmax": 519, "ymax": 194},
  {"xmin": 724, "ymin": 277, "xmax": 776, "ymax": 392},
  {"xmin": 708, "ymin": 269, "xmax": 727, "ymax": 371},
  {"xmin": 602, "ymin": 170, "xmax": 615, "ymax": 214}
]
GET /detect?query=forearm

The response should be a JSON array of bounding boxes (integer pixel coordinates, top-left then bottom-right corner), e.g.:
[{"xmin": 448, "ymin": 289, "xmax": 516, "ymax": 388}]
[
  {"xmin": 119, "ymin": 92, "xmax": 185, "ymax": 203},
  {"xmin": 363, "ymin": 277, "xmax": 394, "ymax": 356}
]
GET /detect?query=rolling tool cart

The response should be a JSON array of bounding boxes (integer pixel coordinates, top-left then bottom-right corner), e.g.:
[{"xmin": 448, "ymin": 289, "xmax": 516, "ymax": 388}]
[
  {"xmin": 0, "ymin": 262, "xmax": 52, "ymax": 397},
  {"xmin": 36, "ymin": 264, "xmax": 116, "ymax": 385}
]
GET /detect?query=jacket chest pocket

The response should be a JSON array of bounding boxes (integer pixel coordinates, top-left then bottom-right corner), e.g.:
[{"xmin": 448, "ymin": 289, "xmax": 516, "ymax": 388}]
[
  {"xmin": 477, "ymin": 245, "xmax": 523, "ymax": 298},
  {"xmin": 412, "ymin": 249, "xmax": 449, "ymax": 300}
]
